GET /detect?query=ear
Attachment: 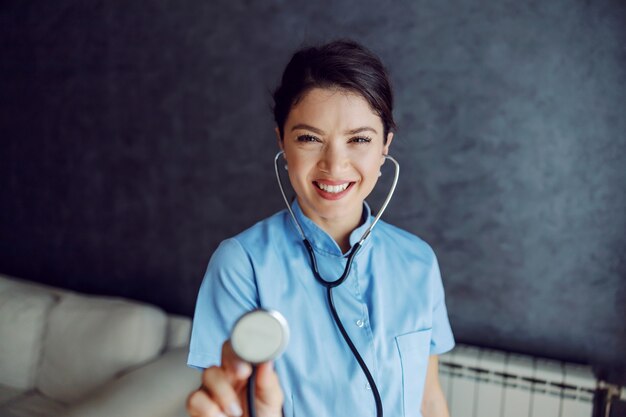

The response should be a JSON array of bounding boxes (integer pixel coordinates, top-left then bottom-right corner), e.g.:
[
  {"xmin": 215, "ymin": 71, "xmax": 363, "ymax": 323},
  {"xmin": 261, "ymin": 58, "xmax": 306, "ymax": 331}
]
[
  {"xmin": 275, "ymin": 127, "xmax": 284, "ymax": 152},
  {"xmin": 383, "ymin": 132, "xmax": 394, "ymax": 155},
  {"xmin": 381, "ymin": 132, "xmax": 394, "ymax": 164}
]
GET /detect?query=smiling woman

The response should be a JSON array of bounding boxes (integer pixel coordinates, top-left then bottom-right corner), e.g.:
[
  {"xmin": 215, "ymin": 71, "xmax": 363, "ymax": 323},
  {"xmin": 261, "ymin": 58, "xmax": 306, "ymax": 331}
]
[
  {"xmin": 186, "ymin": 40, "xmax": 455, "ymax": 417},
  {"xmin": 279, "ymin": 88, "xmax": 393, "ymax": 251}
]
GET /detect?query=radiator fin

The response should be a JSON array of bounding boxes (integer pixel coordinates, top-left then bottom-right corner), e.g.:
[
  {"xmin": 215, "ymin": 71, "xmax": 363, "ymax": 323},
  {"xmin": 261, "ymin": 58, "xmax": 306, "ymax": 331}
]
[{"xmin": 439, "ymin": 345, "xmax": 595, "ymax": 417}]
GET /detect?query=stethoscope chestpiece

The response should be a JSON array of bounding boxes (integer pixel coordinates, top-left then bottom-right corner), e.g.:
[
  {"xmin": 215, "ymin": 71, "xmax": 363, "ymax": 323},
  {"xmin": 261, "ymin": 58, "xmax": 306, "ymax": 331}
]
[{"xmin": 231, "ymin": 309, "xmax": 290, "ymax": 364}]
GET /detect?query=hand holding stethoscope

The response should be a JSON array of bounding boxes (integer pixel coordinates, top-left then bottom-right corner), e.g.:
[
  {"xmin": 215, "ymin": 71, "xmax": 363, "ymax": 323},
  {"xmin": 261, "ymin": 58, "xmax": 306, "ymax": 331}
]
[{"xmin": 185, "ymin": 310, "xmax": 287, "ymax": 417}]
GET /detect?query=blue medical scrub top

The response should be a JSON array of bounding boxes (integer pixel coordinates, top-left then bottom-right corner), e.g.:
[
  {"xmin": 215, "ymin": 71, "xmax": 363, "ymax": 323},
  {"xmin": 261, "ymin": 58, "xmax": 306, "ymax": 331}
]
[{"xmin": 188, "ymin": 200, "xmax": 455, "ymax": 417}]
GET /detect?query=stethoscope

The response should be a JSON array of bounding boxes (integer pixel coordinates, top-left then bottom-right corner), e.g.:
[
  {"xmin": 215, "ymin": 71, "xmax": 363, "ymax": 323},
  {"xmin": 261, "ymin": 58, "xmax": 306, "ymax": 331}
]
[{"xmin": 231, "ymin": 150, "xmax": 400, "ymax": 417}]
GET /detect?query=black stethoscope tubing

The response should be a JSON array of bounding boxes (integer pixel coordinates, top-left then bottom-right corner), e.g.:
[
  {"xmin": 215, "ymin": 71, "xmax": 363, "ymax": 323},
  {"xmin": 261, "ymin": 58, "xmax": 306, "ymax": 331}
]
[{"xmin": 303, "ymin": 237, "xmax": 384, "ymax": 416}]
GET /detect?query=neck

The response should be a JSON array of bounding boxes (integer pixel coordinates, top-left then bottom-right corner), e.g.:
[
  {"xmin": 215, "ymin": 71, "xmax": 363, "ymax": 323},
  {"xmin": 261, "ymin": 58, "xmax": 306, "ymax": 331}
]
[
  {"xmin": 297, "ymin": 198, "xmax": 364, "ymax": 254},
  {"xmin": 324, "ymin": 222, "xmax": 355, "ymax": 253}
]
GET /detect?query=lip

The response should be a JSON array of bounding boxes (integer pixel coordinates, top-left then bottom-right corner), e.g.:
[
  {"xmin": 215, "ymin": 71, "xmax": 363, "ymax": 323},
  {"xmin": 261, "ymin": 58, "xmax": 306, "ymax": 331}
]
[
  {"xmin": 315, "ymin": 179, "xmax": 353, "ymax": 186},
  {"xmin": 312, "ymin": 180, "xmax": 355, "ymax": 200}
]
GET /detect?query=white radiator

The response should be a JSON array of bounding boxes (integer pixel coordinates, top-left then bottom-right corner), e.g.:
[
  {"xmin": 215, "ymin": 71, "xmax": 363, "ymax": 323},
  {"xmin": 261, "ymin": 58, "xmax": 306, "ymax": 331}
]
[{"xmin": 439, "ymin": 345, "xmax": 597, "ymax": 417}]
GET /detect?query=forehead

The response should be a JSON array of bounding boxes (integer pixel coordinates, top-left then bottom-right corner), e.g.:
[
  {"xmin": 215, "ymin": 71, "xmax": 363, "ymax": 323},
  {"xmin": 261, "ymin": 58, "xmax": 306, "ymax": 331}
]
[{"xmin": 286, "ymin": 88, "xmax": 383, "ymax": 132}]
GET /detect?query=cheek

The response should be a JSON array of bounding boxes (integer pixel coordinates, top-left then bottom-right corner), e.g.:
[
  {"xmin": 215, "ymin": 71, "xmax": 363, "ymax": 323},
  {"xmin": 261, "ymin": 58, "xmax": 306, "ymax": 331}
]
[
  {"xmin": 360, "ymin": 155, "xmax": 384, "ymax": 178},
  {"xmin": 286, "ymin": 168, "xmax": 301, "ymax": 190},
  {"xmin": 286, "ymin": 159, "xmax": 312, "ymax": 188}
]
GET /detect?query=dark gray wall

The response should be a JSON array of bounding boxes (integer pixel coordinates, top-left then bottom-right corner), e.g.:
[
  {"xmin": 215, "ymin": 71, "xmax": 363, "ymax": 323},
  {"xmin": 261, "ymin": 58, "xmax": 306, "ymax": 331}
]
[{"xmin": 1, "ymin": 1, "xmax": 625, "ymax": 384}]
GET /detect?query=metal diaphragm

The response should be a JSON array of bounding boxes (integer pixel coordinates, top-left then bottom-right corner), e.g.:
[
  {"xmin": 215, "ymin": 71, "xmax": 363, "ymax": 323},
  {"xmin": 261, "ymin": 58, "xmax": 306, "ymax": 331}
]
[{"xmin": 231, "ymin": 309, "xmax": 290, "ymax": 364}]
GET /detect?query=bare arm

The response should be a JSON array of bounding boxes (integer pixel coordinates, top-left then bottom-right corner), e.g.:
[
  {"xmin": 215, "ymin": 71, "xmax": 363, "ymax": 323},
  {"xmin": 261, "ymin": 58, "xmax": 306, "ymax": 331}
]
[{"xmin": 421, "ymin": 355, "xmax": 450, "ymax": 417}]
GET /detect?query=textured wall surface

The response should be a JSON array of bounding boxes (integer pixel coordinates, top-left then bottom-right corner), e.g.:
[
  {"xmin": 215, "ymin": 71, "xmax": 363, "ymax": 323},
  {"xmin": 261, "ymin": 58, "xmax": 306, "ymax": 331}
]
[{"xmin": 1, "ymin": 1, "xmax": 625, "ymax": 383}]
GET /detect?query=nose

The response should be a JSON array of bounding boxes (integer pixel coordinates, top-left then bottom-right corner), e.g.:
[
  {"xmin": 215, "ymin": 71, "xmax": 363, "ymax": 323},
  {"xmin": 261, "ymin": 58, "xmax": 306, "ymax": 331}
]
[{"xmin": 318, "ymin": 142, "xmax": 349, "ymax": 174}]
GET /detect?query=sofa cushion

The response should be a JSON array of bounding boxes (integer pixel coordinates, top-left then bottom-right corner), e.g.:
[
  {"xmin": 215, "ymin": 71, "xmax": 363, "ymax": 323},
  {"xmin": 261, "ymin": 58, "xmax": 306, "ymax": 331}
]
[
  {"xmin": 0, "ymin": 286, "xmax": 57, "ymax": 390},
  {"xmin": 37, "ymin": 294, "xmax": 167, "ymax": 403},
  {"xmin": 0, "ymin": 391, "xmax": 67, "ymax": 417},
  {"xmin": 63, "ymin": 347, "xmax": 199, "ymax": 417},
  {"xmin": 0, "ymin": 384, "xmax": 27, "ymax": 405}
]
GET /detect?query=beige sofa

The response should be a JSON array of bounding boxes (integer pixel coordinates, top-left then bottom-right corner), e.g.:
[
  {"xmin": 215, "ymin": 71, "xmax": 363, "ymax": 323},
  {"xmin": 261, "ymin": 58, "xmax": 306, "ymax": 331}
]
[{"xmin": 0, "ymin": 273, "xmax": 199, "ymax": 417}]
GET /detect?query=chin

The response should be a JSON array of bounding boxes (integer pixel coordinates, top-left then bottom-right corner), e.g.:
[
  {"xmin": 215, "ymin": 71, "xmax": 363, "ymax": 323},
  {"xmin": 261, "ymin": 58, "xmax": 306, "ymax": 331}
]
[{"xmin": 308, "ymin": 200, "xmax": 362, "ymax": 222}]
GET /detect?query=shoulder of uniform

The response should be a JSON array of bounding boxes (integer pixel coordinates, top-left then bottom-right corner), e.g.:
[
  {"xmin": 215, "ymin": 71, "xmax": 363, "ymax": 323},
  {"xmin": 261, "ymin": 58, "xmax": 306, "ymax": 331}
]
[
  {"xmin": 374, "ymin": 220, "xmax": 436, "ymax": 261},
  {"xmin": 231, "ymin": 209, "xmax": 290, "ymax": 249}
]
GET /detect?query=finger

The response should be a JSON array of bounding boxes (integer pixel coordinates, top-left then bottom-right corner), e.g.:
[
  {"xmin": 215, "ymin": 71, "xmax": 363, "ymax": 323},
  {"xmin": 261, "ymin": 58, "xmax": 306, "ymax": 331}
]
[
  {"xmin": 201, "ymin": 366, "xmax": 244, "ymax": 417},
  {"xmin": 255, "ymin": 361, "xmax": 276, "ymax": 388},
  {"xmin": 254, "ymin": 361, "xmax": 284, "ymax": 410},
  {"xmin": 186, "ymin": 389, "xmax": 228, "ymax": 417},
  {"xmin": 221, "ymin": 340, "xmax": 252, "ymax": 382}
]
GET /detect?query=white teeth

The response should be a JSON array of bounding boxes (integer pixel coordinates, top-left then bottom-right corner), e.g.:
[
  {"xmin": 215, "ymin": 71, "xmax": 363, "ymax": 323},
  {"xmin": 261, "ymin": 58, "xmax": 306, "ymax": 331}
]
[{"xmin": 317, "ymin": 182, "xmax": 350, "ymax": 193}]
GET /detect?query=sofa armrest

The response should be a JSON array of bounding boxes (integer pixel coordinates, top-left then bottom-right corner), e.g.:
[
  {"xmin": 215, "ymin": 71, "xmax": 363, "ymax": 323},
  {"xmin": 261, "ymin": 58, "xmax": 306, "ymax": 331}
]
[
  {"xmin": 60, "ymin": 347, "xmax": 200, "ymax": 417},
  {"xmin": 166, "ymin": 315, "xmax": 192, "ymax": 350}
]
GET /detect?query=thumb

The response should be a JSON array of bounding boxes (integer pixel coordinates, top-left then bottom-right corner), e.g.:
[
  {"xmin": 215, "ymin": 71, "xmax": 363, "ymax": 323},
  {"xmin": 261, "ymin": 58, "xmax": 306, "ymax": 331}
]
[{"xmin": 253, "ymin": 361, "xmax": 284, "ymax": 411}]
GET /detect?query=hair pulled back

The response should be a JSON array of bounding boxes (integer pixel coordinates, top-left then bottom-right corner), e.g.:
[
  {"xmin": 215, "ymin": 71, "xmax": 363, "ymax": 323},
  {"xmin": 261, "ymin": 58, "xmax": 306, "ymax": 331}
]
[{"xmin": 272, "ymin": 39, "xmax": 396, "ymax": 143}]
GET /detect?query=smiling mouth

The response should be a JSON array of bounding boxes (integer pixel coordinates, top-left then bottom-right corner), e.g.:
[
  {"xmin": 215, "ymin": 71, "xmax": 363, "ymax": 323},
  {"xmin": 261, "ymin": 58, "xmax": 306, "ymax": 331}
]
[{"xmin": 314, "ymin": 181, "xmax": 353, "ymax": 194}]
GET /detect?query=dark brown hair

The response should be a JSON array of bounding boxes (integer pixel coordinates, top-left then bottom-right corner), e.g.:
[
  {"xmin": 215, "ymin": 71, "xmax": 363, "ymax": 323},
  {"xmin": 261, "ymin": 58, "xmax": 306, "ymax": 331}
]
[{"xmin": 272, "ymin": 39, "xmax": 396, "ymax": 143}]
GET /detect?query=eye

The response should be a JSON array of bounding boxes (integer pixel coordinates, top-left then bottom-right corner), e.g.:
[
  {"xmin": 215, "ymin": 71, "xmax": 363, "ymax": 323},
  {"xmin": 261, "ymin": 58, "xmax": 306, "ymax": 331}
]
[
  {"xmin": 296, "ymin": 134, "xmax": 320, "ymax": 143},
  {"xmin": 349, "ymin": 136, "xmax": 372, "ymax": 144}
]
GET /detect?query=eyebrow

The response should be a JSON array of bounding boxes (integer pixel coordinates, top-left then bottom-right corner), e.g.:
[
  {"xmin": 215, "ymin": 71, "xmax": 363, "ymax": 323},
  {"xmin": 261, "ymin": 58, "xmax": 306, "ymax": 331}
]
[{"xmin": 291, "ymin": 124, "xmax": 378, "ymax": 135}]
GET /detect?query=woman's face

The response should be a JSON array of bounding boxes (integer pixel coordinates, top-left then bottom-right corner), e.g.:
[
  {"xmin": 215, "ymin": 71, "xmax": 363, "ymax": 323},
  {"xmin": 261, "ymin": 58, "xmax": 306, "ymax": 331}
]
[{"xmin": 278, "ymin": 87, "xmax": 393, "ymax": 229}]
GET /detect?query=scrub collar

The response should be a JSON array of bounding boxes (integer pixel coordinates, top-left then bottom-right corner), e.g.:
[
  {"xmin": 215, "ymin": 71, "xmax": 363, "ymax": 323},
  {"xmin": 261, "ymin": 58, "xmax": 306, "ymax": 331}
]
[{"xmin": 290, "ymin": 199, "xmax": 373, "ymax": 257}]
